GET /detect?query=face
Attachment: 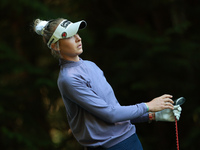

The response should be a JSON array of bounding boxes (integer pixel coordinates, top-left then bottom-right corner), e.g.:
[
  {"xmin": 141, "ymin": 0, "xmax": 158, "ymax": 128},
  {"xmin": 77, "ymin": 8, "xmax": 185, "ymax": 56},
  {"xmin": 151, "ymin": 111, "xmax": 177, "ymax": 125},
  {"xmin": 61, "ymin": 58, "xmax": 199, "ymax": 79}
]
[{"xmin": 57, "ymin": 34, "xmax": 83, "ymax": 61}]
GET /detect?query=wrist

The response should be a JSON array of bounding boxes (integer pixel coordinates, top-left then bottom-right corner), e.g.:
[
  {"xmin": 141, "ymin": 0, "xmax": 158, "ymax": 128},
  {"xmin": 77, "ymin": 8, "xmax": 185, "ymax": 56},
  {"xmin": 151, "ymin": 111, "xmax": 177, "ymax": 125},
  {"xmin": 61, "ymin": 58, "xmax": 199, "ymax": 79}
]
[
  {"xmin": 149, "ymin": 112, "xmax": 155, "ymax": 123},
  {"xmin": 145, "ymin": 102, "xmax": 153, "ymax": 112},
  {"xmin": 145, "ymin": 103, "xmax": 149, "ymax": 112}
]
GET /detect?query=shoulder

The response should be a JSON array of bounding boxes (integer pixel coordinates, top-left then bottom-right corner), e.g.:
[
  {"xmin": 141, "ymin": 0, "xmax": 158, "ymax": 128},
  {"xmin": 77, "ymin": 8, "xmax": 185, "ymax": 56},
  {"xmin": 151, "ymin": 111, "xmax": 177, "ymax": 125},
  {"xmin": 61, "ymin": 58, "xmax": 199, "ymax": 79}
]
[
  {"xmin": 83, "ymin": 60, "xmax": 97, "ymax": 66},
  {"xmin": 57, "ymin": 63, "xmax": 88, "ymax": 88},
  {"xmin": 57, "ymin": 72, "xmax": 87, "ymax": 94},
  {"xmin": 83, "ymin": 60, "xmax": 102, "ymax": 71},
  {"xmin": 58, "ymin": 68, "xmax": 82, "ymax": 84}
]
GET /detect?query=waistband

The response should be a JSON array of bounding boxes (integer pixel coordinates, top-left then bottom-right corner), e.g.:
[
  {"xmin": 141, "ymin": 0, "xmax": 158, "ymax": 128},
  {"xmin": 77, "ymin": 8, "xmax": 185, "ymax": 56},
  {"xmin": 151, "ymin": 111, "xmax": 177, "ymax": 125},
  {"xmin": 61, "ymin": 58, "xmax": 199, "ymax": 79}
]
[{"xmin": 86, "ymin": 133, "xmax": 143, "ymax": 150}]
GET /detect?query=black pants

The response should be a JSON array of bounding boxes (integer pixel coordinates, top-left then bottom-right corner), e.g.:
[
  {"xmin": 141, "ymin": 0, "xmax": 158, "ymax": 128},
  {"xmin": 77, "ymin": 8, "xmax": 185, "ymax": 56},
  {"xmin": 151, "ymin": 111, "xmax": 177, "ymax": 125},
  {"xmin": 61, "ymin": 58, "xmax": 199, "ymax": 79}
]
[{"xmin": 87, "ymin": 133, "xmax": 143, "ymax": 150}]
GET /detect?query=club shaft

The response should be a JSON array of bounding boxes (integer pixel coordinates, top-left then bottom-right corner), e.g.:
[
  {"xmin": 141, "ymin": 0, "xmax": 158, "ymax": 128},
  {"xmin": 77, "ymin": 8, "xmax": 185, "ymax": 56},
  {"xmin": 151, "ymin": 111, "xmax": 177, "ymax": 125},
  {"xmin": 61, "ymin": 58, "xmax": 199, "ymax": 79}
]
[{"xmin": 175, "ymin": 118, "xmax": 179, "ymax": 150}]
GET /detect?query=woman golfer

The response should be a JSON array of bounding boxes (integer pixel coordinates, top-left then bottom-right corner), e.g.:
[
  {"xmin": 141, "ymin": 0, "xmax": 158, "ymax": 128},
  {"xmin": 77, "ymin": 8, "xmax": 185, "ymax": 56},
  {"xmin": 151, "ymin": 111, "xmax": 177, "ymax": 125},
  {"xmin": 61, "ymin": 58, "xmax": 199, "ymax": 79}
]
[{"xmin": 33, "ymin": 18, "xmax": 182, "ymax": 150}]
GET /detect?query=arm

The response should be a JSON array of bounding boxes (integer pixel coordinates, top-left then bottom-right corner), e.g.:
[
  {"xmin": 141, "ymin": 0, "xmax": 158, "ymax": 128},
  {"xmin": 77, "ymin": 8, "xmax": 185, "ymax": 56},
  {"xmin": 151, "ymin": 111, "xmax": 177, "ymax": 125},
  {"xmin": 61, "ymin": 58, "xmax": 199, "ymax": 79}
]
[
  {"xmin": 58, "ymin": 76, "xmax": 148, "ymax": 124},
  {"xmin": 131, "ymin": 112, "xmax": 149, "ymax": 123}
]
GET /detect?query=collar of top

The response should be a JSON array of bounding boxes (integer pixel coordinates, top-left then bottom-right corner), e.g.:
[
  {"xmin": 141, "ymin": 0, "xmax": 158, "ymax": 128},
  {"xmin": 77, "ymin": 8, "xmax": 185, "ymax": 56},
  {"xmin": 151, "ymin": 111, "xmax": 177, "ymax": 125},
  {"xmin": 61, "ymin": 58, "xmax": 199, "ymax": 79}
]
[{"xmin": 59, "ymin": 58, "xmax": 83, "ymax": 67}]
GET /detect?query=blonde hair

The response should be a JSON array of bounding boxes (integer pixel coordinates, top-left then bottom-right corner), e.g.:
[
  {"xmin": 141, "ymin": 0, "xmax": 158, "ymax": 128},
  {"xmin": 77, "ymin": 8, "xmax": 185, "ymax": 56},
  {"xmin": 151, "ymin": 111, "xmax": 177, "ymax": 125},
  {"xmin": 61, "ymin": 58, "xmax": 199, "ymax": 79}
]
[{"xmin": 33, "ymin": 18, "xmax": 64, "ymax": 58}]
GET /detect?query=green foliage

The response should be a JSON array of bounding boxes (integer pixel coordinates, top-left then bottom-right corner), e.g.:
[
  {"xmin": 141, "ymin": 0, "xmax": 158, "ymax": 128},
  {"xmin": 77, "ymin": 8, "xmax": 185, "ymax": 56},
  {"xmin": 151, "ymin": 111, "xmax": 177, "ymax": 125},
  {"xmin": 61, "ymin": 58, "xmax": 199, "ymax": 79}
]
[{"xmin": 1, "ymin": 0, "xmax": 200, "ymax": 149}]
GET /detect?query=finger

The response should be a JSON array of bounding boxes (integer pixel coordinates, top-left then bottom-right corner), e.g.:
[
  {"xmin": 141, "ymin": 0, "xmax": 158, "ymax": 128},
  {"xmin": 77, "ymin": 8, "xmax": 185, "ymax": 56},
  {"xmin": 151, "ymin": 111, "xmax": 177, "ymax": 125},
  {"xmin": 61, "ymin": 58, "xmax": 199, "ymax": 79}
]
[
  {"xmin": 173, "ymin": 111, "xmax": 181, "ymax": 117},
  {"xmin": 174, "ymin": 105, "xmax": 179, "ymax": 109},
  {"xmin": 164, "ymin": 103, "xmax": 174, "ymax": 110},
  {"xmin": 163, "ymin": 98, "xmax": 174, "ymax": 104},
  {"xmin": 161, "ymin": 94, "xmax": 173, "ymax": 98},
  {"xmin": 178, "ymin": 106, "xmax": 182, "ymax": 111},
  {"xmin": 174, "ymin": 105, "xmax": 182, "ymax": 111},
  {"xmin": 177, "ymin": 113, "xmax": 181, "ymax": 120},
  {"xmin": 163, "ymin": 105, "xmax": 174, "ymax": 110},
  {"xmin": 173, "ymin": 110, "xmax": 181, "ymax": 114}
]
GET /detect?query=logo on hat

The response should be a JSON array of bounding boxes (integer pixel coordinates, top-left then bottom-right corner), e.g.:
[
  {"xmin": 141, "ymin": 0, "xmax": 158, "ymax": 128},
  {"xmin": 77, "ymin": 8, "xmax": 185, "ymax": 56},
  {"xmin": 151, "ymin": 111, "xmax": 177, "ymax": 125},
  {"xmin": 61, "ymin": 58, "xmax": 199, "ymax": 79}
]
[
  {"xmin": 61, "ymin": 32, "xmax": 67, "ymax": 38},
  {"xmin": 60, "ymin": 20, "xmax": 71, "ymax": 28}
]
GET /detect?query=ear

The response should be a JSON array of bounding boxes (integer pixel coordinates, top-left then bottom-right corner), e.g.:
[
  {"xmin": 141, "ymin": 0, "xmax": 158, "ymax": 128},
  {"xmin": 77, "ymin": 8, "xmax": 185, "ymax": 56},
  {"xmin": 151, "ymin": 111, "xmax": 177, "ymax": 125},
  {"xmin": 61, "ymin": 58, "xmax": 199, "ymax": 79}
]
[
  {"xmin": 51, "ymin": 43, "xmax": 57, "ymax": 50},
  {"xmin": 51, "ymin": 41, "xmax": 60, "ymax": 51}
]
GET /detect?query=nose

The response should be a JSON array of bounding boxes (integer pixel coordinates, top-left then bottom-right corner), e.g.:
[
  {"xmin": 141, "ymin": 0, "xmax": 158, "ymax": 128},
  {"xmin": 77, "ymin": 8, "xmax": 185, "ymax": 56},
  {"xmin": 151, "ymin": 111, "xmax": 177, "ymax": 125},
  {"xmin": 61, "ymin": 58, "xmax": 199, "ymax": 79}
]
[{"xmin": 75, "ymin": 34, "xmax": 81, "ymax": 42}]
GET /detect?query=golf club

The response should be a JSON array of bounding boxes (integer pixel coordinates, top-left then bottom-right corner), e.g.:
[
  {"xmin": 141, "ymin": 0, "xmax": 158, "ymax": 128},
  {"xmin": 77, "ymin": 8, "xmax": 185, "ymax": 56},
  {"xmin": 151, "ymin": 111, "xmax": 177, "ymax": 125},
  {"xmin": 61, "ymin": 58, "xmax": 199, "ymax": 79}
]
[{"xmin": 174, "ymin": 97, "xmax": 186, "ymax": 150}]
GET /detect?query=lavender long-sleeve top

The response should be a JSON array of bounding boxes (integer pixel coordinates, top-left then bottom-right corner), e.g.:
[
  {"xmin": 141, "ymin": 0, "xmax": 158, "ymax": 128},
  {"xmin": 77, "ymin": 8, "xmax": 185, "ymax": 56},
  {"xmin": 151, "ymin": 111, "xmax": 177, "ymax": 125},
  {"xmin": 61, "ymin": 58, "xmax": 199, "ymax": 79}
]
[{"xmin": 57, "ymin": 58, "xmax": 149, "ymax": 148}]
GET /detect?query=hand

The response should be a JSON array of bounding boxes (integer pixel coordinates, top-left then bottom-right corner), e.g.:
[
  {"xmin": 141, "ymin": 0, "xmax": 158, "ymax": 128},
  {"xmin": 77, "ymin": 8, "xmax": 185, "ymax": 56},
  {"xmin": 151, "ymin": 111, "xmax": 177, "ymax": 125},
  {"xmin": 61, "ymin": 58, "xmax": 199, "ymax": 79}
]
[
  {"xmin": 146, "ymin": 94, "xmax": 174, "ymax": 112},
  {"xmin": 155, "ymin": 105, "xmax": 182, "ymax": 122},
  {"xmin": 173, "ymin": 105, "xmax": 182, "ymax": 120}
]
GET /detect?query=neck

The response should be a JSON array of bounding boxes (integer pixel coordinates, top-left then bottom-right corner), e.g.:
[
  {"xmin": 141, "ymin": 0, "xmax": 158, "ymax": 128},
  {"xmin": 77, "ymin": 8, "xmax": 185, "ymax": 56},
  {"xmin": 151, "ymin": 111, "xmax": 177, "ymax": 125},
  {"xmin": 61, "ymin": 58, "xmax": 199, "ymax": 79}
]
[{"xmin": 61, "ymin": 55, "xmax": 80, "ymax": 62}]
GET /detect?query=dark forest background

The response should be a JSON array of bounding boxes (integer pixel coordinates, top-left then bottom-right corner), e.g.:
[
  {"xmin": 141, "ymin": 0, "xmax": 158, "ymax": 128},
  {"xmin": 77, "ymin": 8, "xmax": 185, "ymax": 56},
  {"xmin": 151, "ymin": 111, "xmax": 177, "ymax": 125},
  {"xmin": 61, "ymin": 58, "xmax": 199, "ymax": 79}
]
[{"xmin": 1, "ymin": 0, "xmax": 200, "ymax": 149}]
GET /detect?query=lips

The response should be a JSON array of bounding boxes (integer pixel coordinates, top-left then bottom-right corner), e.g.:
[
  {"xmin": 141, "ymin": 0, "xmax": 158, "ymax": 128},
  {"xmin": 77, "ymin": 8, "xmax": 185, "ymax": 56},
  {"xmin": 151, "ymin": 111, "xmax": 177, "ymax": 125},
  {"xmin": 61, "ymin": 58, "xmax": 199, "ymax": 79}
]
[{"xmin": 77, "ymin": 44, "xmax": 82, "ymax": 49}]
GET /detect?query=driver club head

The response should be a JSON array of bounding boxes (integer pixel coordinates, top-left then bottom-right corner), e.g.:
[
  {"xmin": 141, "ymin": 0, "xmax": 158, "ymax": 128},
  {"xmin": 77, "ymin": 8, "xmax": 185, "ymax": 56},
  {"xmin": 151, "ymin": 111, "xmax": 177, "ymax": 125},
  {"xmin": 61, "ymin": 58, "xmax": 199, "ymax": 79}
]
[{"xmin": 174, "ymin": 97, "xmax": 186, "ymax": 106}]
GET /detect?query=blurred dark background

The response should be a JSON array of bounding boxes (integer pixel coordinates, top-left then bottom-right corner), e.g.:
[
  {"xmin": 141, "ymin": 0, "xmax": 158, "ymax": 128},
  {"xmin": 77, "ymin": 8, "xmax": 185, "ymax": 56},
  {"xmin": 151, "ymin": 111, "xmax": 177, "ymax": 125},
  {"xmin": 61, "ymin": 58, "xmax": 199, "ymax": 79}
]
[{"xmin": 0, "ymin": 0, "xmax": 200, "ymax": 149}]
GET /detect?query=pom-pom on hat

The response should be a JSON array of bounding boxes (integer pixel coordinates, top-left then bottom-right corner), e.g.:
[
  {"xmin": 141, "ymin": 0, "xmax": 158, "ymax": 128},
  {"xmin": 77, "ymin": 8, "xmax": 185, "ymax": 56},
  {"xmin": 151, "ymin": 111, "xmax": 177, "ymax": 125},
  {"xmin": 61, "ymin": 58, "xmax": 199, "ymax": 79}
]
[
  {"xmin": 34, "ymin": 20, "xmax": 48, "ymax": 36},
  {"xmin": 47, "ymin": 19, "xmax": 87, "ymax": 49}
]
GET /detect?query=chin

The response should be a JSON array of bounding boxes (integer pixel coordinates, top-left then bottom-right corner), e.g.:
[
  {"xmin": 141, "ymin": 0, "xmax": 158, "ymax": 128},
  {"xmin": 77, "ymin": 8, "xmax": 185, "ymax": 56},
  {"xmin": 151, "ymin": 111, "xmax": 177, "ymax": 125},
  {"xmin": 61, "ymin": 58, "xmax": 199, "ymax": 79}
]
[{"xmin": 78, "ymin": 49, "xmax": 83, "ymax": 54}]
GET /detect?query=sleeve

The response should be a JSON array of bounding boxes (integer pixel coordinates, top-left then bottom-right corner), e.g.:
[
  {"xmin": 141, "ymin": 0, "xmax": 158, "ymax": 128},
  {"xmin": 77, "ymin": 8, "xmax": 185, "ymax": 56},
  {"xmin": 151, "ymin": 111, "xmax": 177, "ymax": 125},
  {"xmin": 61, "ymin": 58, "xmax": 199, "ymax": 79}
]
[
  {"xmin": 58, "ymin": 75, "xmax": 148, "ymax": 124},
  {"xmin": 131, "ymin": 112, "xmax": 149, "ymax": 123}
]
